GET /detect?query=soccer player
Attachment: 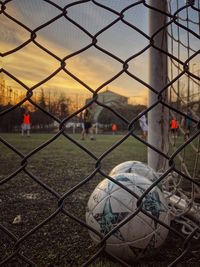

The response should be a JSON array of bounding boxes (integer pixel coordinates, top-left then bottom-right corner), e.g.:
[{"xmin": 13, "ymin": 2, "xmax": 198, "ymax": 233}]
[
  {"xmin": 111, "ymin": 123, "xmax": 117, "ymax": 135},
  {"xmin": 21, "ymin": 110, "xmax": 31, "ymax": 137},
  {"xmin": 170, "ymin": 118, "xmax": 179, "ymax": 138},
  {"xmin": 182, "ymin": 109, "xmax": 192, "ymax": 140},
  {"xmin": 139, "ymin": 113, "xmax": 148, "ymax": 140},
  {"xmin": 81, "ymin": 106, "xmax": 95, "ymax": 140}
]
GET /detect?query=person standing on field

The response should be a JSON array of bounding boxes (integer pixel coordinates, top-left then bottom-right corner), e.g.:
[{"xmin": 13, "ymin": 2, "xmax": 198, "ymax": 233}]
[
  {"xmin": 21, "ymin": 110, "xmax": 31, "ymax": 137},
  {"xmin": 111, "ymin": 123, "xmax": 117, "ymax": 135},
  {"xmin": 170, "ymin": 118, "xmax": 179, "ymax": 138},
  {"xmin": 81, "ymin": 106, "xmax": 95, "ymax": 140},
  {"xmin": 139, "ymin": 112, "xmax": 148, "ymax": 140},
  {"xmin": 182, "ymin": 109, "xmax": 192, "ymax": 141}
]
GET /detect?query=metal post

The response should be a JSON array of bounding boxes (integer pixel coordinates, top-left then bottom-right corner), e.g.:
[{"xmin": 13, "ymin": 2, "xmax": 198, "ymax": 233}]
[{"xmin": 148, "ymin": 0, "xmax": 169, "ymax": 172}]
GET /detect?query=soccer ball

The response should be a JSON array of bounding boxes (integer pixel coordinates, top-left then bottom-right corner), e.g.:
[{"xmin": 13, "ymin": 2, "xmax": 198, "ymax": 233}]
[
  {"xmin": 109, "ymin": 161, "xmax": 158, "ymax": 183},
  {"xmin": 86, "ymin": 173, "xmax": 170, "ymax": 262},
  {"xmin": 109, "ymin": 161, "xmax": 161, "ymax": 189}
]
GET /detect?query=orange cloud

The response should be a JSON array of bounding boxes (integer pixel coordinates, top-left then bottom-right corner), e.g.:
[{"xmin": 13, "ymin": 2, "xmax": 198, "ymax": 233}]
[{"xmin": 1, "ymin": 4, "xmax": 148, "ymax": 105}]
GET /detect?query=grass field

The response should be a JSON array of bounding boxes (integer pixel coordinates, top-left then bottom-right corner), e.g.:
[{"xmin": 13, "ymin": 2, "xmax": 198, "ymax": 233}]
[{"xmin": 0, "ymin": 133, "xmax": 199, "ymax": 266}]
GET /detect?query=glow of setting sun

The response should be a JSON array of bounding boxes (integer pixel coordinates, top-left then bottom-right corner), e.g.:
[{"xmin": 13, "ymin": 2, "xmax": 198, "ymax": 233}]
[{"xmin": 1, "ymin": 1, "xmax": 149, "ymax": 107}]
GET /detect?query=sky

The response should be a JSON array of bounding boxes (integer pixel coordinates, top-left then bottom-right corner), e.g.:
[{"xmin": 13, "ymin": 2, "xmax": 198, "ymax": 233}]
[{"xmin": 0, "ymin": 0, "xmax": 199, "ymax": 106}]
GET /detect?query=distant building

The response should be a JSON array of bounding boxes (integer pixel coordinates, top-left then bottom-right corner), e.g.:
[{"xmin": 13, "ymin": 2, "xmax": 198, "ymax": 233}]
[{"xmin": 85, "ymin": 89, "xmax": 128, "ymax": 122}]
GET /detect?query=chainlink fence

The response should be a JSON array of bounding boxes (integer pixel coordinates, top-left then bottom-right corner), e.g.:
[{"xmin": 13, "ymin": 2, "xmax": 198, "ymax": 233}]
[{"xmin": 0, "ymin": 0, "xmax": 200, "ymax": 266}]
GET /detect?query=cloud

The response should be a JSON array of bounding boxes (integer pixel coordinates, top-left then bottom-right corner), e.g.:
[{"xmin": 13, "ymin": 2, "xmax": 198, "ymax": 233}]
[
  {"xmin": 1, "ymin": 1, "xmax": 149, "ymax": 105},
  {"xmin": 0, "ymin": 13, "xmax": 30, "ymax": 53}
]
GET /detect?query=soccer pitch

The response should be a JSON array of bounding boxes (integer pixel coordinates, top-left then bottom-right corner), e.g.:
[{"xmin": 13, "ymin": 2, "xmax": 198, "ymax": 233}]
[
  {"xmin": 0, "ymin": 133, "xmax": 198, "ymax": 266},
  {"xmin": 0, "ymin": 133, "xmax": 147, "ymax": 266}
]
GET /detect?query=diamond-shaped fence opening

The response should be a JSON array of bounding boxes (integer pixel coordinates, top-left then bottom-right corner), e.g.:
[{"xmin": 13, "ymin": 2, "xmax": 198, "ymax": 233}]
[{"xmin": 0, "ymin": 0, "xmax": 200, "ymax": 266}]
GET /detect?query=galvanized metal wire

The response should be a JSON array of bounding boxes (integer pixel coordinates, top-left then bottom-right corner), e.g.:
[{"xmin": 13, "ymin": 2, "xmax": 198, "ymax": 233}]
[
  {"xmin": 0, "ymin": 0, "xmax": 200, "ymax": 266},
  {"xmin": 167, "ymin": 0, "xmax": 200, "ymax": 223}
]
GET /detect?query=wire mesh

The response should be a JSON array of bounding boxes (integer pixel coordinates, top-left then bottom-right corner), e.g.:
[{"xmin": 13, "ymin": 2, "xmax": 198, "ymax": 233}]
[
  {"xmin": 0, "ymin": 0, "xmax": 200, "ymax": 266},
  {"xmin": 167, "ymin": 0, "xmax": 200, "ymax": 229}
]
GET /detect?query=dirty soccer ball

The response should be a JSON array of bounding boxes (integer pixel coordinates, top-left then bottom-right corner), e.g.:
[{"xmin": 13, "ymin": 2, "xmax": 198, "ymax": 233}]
[
  {"xmin": 86, "ymin": 173, "xmax": 170, "ymax": 262},
  {"xmin": 109, "ymin": 161, "xmax": 161, "ymax": 189}
]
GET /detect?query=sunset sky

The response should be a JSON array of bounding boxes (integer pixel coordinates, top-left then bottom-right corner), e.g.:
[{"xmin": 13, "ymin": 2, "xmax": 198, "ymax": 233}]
[{"xmin": 0, "ymin": 0, "xmax": 199, "ymax": 106}]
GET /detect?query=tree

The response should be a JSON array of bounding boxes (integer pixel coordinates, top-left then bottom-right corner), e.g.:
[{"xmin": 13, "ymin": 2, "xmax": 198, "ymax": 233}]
[
  {"xmin": 56, "ymin": 93, "xmax": 71, "ymax": 120},
  {"xmin": 0, "ymin": 105, "xmax": 24, "ymax": 132},
  {"xmin": 32, "ymin": 89, "xmax": 52, "ymax": 129},
  {"xmin": 98, "ymin": 104, "xmax": 147, "ymax": 130}
]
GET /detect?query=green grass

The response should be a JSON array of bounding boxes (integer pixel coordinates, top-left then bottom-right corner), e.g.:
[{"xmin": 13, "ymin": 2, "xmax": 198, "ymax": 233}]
[
  {"xmin": 0, "ymin": 133, "xmax": 148, "ymax": 195},
  {"xmin": 0, "ymin": 133, "xmax": 147, "ymax": 267},
  {"xmin": 0, "ymin": 133, "xmax": 199, "ymax": 266}
]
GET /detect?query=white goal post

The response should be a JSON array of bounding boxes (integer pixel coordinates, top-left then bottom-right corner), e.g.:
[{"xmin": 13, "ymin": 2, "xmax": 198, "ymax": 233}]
[
  {"xmin": 148, "ymin": 0, "xmax": 200, "ymax": 231},
  {"xmin": 148, "ymin": 0, "xmax": 169, "ymax": 172}
]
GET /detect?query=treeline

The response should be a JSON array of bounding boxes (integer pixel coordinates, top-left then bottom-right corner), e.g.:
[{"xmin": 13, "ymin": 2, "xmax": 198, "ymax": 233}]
[
  {"xmin": 0, "ymin": 90, "xmax": 72, "ymax": 132},
  {"xmin": 0, "ymin": 88, "xmax": 148, "ymax": 133},
  {"xmin": 98, "ymin": 104, "xmax": 147, "ymax": 131}
]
